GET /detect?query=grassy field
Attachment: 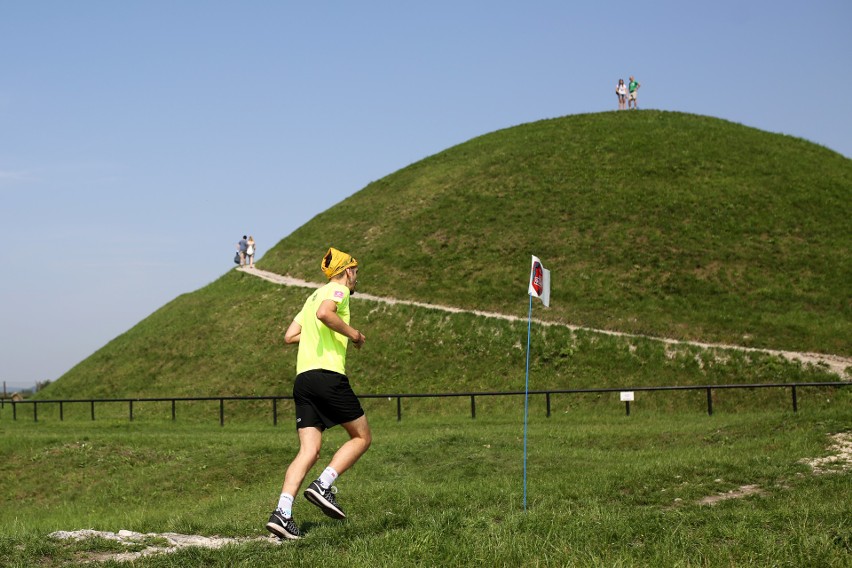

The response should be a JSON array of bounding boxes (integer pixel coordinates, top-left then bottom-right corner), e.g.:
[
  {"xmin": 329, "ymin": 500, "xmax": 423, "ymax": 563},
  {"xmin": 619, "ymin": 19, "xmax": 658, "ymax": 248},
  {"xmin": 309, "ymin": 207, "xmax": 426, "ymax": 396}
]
[{"xmin": 1, "ymin": 405, "xmax": 849, "ymax": 567}]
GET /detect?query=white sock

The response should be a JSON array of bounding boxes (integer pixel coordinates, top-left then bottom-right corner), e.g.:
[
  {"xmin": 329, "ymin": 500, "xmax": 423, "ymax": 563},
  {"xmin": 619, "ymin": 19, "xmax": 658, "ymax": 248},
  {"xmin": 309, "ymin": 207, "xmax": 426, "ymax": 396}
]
[
  {"xmin": 276, "ymin": 493, "xmax": 294, "ymax": 517},
  {"xmin": 318, "ymin": 466, "xmax": 339, "ymax": 489}
]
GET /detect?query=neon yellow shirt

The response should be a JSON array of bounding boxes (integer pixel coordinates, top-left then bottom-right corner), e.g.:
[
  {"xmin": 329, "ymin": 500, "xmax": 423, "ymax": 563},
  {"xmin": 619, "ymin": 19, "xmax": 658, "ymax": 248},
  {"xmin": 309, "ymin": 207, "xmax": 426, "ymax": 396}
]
[{"xmin": 294, "ymin": 282, "xmax": 351, "ymax": 375}]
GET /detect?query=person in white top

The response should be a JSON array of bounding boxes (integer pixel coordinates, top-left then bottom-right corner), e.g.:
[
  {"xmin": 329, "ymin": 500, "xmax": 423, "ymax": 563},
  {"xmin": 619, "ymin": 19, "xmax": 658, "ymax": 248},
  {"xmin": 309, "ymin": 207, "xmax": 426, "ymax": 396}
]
[
  {"xmin": 616, "ymin": 79, "xmax": 628, "ymax": 110},
  {"xmin": 246, "ymin": 236, "xmax": 256, "ymax": 268}
]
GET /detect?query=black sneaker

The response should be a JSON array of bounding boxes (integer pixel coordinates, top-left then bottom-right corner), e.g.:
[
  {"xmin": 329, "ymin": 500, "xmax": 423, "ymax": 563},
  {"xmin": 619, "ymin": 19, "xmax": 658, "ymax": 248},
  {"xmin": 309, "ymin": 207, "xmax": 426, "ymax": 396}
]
[
  {"xmin": 265, "ymin": 509, "xmax": 302, "ymax": 540},
  {"xmin": 304, "ymin": 480, "xmax": 346, "ymax": 519}
]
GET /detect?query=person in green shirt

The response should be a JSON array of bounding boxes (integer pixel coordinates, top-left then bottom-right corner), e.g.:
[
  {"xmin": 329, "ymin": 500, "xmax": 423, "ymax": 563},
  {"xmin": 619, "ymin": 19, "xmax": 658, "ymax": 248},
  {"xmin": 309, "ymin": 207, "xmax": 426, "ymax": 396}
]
[
  {"xmin": 266, "ymin": 247, "xmax": 370, "ymax": 540},
  {"xmin": 628, "ymin": 76, "xmax": 641, "ymax": 109}
]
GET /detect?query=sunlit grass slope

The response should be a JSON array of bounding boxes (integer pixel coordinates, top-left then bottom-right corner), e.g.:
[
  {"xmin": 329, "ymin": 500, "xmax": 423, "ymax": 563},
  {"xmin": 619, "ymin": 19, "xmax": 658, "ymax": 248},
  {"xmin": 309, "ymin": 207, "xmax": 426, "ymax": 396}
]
[
  {"xmin": 261, "ymin": 111, "xmax": 851, "ymax": 355},
  {"xmin": 41, "ymin": 111, "xmax": 850, "ymax": 401},
  {"xmin": 42, "ymin": 271, "xmax": 843, "ymax": 404}
]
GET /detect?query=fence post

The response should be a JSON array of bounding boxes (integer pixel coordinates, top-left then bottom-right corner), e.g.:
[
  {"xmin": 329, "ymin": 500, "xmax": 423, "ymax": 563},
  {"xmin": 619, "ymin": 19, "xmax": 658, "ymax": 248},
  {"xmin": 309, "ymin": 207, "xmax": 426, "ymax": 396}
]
[
  {"xmin": 91, "ymin": 401, "xmax": 96, "ymax": 421},
  {"xmin": 397, "ymin": 397, "xmax": 402, "ymax": 422},
  {"xmin": 791, "ymin": 386, "xmax": 798, "ymax": 413},
  {"xmin": 470, "ymin": 395, "xmax": 476, "ymax": 419},
  {"xmin": 546, "ymin": 392, "xmax": 551, "ymax": 418},
  {"xmin": 219, "ymin": 399, "xmax": 224, "ymax": 427},
  {"xmin": 129, "ymin": 400, "xmax": 134, "ymax": 422},
  {"xmin": 625, "ymin": 400, "xmax": 631, "ymax": 416},
  {"xmin": 171, "ymin": 400, "xmax": 176, "ymax": 421},
  {"xmin": 60, "ymin": 401, "xmax": 64, "ymax": 421},
  {"xmin": 706, "ymin": 388, "xmax": 713, "ymax": 416},
  {"xmin": 273, "ymin": 398, "xmax": 278, "ymax": 426},
  {"xmin": 12, "ymin": 402, "xmax": 16, "ymax": 420},
  {"xmin": 33, "ymin": 401, "xmax": 38, "ymax": 423}
]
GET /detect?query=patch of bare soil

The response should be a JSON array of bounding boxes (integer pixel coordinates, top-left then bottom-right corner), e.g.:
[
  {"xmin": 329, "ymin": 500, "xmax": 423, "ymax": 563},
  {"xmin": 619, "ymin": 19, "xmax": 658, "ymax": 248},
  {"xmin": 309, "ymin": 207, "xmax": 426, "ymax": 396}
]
[
  {"xmin": 697, "ymin": 484, "xmax": 764, "ymax": 506},
  {"xmin": 693, "ymin": 432, "xmax": 851, "ymax": 506},
  {"xmin": 50, "ymin": 529, "xmax": 281, "ymax": 563},
  {"xmin": 799, "ymin": 432, "xmax": 852, "ymax": 474}
]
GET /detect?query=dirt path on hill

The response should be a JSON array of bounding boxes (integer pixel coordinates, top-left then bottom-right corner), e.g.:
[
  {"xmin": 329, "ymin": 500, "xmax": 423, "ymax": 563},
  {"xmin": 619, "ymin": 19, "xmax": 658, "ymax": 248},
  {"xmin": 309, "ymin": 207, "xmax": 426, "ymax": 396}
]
[{"xmin": 237, "ymin": 267, "xmax": 851, "ymax": 380}]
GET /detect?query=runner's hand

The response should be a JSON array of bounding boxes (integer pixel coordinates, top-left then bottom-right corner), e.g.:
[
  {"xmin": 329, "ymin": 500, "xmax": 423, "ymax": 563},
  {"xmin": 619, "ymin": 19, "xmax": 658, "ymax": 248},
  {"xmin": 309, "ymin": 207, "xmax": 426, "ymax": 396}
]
[{"xmin": 352, "ymin": 331, "xmax": 366, "ymax": 349}]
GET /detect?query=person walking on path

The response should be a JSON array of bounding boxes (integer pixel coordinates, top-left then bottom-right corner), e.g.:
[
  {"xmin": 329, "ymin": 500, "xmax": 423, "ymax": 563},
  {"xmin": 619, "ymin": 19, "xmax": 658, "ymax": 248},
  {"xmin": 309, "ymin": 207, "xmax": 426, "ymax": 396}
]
[
  {"xmin": 616, "ymin": 78, "xmax": 627, "ymax": 110},
  {"xmin": 628, "ymin": 76, "xmax": 641, "ymax": 109},
  {"xmin": 265, "ymin": 247, "xmax": 371, "ymax": 540},
  {"xmin": 237, "ymin": 235, "xmax": 248, "ymax": 267},
  {"xmin": 246, "ymin": 236, "xmax": 256, "ymax": 268}
]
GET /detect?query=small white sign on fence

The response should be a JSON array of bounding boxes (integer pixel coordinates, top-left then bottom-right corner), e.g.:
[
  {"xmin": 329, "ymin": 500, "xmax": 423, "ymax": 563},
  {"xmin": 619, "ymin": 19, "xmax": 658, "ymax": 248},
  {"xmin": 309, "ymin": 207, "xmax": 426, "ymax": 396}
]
[{"xmin": 620, "ymin": 391, "xmax": 635, "ymax": 402}]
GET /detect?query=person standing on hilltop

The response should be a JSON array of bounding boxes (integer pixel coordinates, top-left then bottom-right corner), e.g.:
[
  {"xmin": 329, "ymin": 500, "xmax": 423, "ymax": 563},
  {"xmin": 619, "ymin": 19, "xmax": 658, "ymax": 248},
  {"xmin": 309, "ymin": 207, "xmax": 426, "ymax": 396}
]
[
  {"xmin": 237, "ymin": 235, "xmax": 248, "ymax": 267},
  {"xmin": 246, "ymin": 236, "xmax": 256, "ymax": 269},
  {"xmin": 265, "ymin": 247, "xmax": 371, "ymax": 540},
  {"xmin": 628, "ymin": 76, "xmax": 641, "ymax": 109},
  {"xmin": 616, "ymin": 78, "xmax": 627, "ymax": 110}
]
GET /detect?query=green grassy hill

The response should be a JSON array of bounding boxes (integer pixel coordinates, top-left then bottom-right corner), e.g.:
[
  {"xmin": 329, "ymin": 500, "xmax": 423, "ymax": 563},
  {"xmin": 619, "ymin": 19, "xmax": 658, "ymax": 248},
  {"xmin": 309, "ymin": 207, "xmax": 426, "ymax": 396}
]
[
  {"xmin": 261, "ymin": 111, "xmax": 850, "ymax": 354},
  {"xmin": 40, "ymin": 111, "xmax": 850, "ymax": 401}
]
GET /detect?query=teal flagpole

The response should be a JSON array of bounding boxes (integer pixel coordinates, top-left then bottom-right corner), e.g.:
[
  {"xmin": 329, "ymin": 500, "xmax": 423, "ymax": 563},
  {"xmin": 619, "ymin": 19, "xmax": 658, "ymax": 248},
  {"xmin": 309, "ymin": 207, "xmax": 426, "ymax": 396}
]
[{"xmin": 523, "ymin": 293, "xmax": 533, "ymax": 510}]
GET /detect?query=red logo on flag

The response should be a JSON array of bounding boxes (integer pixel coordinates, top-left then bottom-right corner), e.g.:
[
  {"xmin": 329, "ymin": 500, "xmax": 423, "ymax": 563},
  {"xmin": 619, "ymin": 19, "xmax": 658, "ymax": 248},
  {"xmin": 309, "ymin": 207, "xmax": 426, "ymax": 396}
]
[{"xmin": 531, "ymin": 261, "xmax": 544, "ymax": 296}]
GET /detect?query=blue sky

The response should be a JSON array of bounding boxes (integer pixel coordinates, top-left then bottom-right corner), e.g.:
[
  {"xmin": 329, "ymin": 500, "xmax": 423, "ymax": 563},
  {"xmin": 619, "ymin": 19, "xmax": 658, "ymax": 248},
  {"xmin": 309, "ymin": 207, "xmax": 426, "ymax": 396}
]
[{"xmin": 1, "ymin": 1, "xmax": 850, "ymax": 392}]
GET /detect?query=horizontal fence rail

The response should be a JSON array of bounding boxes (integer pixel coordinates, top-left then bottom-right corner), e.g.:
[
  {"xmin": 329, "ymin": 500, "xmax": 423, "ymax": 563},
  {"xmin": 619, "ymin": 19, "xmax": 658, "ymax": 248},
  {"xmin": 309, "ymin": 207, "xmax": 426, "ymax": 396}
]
[{"xmin": 1, "ymin": 382, "xmax": 848, "ymax": 425}]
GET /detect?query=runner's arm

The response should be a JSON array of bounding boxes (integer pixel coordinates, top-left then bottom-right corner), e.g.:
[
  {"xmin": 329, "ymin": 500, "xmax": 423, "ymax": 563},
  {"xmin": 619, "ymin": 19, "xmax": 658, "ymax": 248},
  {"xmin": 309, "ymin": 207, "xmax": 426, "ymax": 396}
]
[
  {"xmin": 316, "ymin": 299, "xmax": 366, "ymax": 348},
  {"xmin": 284, "ymin": 319, "xmax": 302, "ymax": 344}
]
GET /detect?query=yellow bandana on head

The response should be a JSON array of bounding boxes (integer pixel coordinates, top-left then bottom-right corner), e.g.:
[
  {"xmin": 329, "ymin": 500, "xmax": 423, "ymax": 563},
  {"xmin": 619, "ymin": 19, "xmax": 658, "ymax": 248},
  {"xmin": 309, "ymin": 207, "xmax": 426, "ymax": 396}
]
[{"xmin": 321, "ymin": 247, "xmax": 358, "ymax": 279}]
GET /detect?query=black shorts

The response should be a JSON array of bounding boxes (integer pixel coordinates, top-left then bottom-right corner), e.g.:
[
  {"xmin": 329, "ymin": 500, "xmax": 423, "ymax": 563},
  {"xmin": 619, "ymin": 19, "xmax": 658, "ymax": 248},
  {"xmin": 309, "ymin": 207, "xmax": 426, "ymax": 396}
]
[{"xmin": 293, "ymin": 369, "xmax": 364, "ymax": 431}]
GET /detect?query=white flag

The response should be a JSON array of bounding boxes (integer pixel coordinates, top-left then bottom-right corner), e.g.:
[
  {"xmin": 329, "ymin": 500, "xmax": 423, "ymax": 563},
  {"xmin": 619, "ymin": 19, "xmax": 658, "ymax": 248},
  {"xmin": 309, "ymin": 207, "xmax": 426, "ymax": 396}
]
[{"xmin": 528, "ymin": 255, "xmax": 551, "ymax": 307}]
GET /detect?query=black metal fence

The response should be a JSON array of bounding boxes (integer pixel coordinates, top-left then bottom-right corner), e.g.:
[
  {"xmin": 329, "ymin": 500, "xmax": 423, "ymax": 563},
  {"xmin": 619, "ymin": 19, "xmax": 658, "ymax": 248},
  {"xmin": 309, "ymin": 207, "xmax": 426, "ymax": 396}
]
[{"xmin": 1, "ymin": 382, "xmax": 848, "ymax": 426}]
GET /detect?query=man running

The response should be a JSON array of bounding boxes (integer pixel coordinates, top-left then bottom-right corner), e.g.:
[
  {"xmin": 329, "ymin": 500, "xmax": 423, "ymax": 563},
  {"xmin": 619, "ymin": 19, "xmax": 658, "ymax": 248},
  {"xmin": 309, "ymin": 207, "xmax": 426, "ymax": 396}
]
[{"xmin": 266, "ymin": 247, "xmax": 371, "ymax": 540}]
